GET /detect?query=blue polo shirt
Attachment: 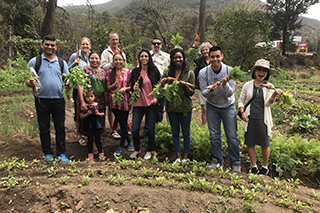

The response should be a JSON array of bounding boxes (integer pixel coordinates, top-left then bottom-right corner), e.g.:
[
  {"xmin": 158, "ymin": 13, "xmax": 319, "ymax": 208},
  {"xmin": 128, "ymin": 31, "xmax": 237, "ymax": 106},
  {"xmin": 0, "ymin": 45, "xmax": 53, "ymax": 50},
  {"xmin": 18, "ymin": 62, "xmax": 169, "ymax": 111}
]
[{"xmin": 29, "ymin": 54, "xmax": 68, "ymax": 99}]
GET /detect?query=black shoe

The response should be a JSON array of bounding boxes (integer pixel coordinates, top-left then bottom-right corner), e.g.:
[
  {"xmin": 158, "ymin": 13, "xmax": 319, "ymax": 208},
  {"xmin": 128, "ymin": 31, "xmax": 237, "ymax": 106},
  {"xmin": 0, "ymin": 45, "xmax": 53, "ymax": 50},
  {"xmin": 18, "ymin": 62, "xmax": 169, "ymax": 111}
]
[
  {"xmin": 250, "ymin": 167, "xmax": 259, "ymax": 175},
  {"xmin": 258, "ymin": 167, "xmax": 269, "ymax": 176},
  {"xmin": 139, "ymin": 131, "xmax": 149, "ymax": 139}
]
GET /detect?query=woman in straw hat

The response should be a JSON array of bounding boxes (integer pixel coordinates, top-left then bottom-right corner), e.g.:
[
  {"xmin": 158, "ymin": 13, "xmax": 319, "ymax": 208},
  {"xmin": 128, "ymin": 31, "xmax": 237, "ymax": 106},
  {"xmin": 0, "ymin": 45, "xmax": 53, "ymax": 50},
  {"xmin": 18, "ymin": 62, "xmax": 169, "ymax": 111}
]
[{"xmin": 238, "ymin": 59, "xmax": 282, "ymax": 176}]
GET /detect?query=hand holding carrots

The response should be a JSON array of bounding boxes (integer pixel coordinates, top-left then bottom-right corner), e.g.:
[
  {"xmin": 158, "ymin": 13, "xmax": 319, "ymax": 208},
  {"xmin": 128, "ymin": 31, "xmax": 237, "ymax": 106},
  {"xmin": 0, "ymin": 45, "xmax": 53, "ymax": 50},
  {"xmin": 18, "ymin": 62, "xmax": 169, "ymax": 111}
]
[{"xmin": 113, "ymin": 81, "xmax": 120, "ymax": 88}]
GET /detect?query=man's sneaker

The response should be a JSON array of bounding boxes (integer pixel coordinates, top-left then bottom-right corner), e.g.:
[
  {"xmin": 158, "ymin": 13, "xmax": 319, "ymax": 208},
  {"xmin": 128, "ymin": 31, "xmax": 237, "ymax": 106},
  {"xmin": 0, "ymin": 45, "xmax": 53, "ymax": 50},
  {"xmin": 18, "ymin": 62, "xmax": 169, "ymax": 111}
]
[
  {"xmin": 139, "ymin": 131, "xmax": 149, "ymax": 139},
  {"xmin": 127, "ymin": 142, "xmax": 134, "ymax": 151},
  {"xmin": 232, "ymin": 165, "xmax": 241, "ymax": 172},
  {"xmin": 114, "ymin": 147, "xmax": 123, "ymax": 156},
  {"xmin": 56, "ymin": 154, "xmax": 69, "ymax": 162},
  {"xmin": 44, "ymin": 154, "xmax": 53, "ymax": 161},
  {"xmin": 208, "ymin": 163, "xmax": 218, "ymax": 169},
  {"xmin": 88, "ymin": 153, "xmax": 94, "ymax": 161},
  {"xmin": 144, "ymin": 152, "xmax": 152, "ymax": 160},
  {"xmin": 258, "ymin": 167, "xmax": 269, "ymax": 176},
  {"xmin": 250, "ymin": 167, "xmax": 259, "ymax": 175},
  {"xmin": 129, "ymin": 151, "xmax": 140, "ymax": 159}
]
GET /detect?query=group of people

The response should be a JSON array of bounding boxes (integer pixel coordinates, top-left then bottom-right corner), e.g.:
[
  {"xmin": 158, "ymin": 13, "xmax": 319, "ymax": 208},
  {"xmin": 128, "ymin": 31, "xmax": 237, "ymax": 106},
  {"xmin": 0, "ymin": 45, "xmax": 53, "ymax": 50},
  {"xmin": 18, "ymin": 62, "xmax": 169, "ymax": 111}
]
[{"xmin": 26, "ymin": 33, "xmax": 282, "ymax": 176}]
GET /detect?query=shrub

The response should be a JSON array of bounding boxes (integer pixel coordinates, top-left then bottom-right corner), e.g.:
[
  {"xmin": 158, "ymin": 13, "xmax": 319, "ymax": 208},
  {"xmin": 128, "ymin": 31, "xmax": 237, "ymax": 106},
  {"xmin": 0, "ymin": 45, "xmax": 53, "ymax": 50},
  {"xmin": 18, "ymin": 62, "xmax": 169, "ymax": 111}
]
[{"xmin": 289, "ymin": 114, "xmax": 318, "ymax": 133}]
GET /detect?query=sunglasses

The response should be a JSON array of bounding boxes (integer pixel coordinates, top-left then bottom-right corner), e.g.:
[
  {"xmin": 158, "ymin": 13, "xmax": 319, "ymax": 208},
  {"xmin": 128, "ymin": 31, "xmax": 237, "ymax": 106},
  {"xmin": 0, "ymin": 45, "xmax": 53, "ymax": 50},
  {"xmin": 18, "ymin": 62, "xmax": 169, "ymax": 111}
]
[
  {"xmin": 152, "ymin": 42, "xmax": 161, "ymax": 46},
  {"xmin": 44, "ymin": 43, "xmax": 56, "ymax": 47}
]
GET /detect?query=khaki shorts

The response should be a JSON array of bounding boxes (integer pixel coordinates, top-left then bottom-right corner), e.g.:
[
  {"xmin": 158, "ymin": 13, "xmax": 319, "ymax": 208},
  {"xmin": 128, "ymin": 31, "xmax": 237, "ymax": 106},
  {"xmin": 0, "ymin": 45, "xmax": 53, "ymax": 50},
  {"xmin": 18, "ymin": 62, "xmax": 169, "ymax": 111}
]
[{"xmin": 196, "ymin": 89, "xmax": 206, "ymax": 105}]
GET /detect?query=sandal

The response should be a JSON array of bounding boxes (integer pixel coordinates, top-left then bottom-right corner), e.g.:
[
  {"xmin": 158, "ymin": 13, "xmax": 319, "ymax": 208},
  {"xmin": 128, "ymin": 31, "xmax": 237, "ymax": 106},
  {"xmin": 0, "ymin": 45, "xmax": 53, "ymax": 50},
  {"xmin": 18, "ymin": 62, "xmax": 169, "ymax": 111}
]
[
  {"xmin": 111, "ymin": 131, "xmax": 121, "ymax": 139},
  {"xmin": 78, "ymin": 137, "xmax": 87, "ymax": 146}
]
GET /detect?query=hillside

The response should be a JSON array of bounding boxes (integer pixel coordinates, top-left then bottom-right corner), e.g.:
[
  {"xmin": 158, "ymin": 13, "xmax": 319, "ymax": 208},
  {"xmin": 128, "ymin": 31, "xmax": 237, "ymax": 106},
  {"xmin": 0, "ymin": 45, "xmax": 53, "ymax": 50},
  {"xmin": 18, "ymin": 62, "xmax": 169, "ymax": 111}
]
[{"xmin": 63, "ymin": 0, "xmax": 320, "ymax": 31}]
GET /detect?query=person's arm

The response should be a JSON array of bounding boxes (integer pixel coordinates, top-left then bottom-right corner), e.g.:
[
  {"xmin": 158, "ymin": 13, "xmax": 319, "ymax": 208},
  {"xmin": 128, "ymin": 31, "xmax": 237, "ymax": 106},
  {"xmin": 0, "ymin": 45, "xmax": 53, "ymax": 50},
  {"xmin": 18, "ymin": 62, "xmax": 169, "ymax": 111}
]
[
  {"xmin": 68, "ymin": 53, "xmax": 79, "ymax": 70},
  {"xmin": 181, "ymin": 71, "xmax": 195, "ymax": 97},
  {"xmin": 107, "ymin": 81, "xmax": 119, "ymax": 92},
  {"xmin": 95, "ymin": 110, "xmax": 105, "ymax": 117},
  {"xmin": 80, "ymin": 110, "xmax": 91, "ymax": 119}
]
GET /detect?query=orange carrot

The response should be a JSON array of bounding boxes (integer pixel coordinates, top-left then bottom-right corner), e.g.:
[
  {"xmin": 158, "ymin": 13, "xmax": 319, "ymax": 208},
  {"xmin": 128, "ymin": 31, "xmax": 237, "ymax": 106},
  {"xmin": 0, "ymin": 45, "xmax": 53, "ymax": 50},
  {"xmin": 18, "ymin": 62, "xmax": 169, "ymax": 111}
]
[
  {"xmin": 167, "ymin": 77, "xmax": 177, "ymax": 81},
  {"xmin": 209, "ymin": 81, "xmax": 221, "ymax": 91},
  {"xmin": 262, "ymin": 84, "xmax": 272, "ymax": 89},
  {"xmin": 116, "ymin": 73, "xmax": 121, "ymax": 82},
  {"xmin": 183, "ymin": 81, "xmax": 195, "ymax": 87},
  {"xmin": 195, "ymin": 32, "xmax": 199, "ymax": 41},
  {"xmin": 120, "ymin": 43, "xmax": 123, "ymax": 53},
  {"xmin": 77, "ymin": 48, "xmax": 81, "ymax": 58}
]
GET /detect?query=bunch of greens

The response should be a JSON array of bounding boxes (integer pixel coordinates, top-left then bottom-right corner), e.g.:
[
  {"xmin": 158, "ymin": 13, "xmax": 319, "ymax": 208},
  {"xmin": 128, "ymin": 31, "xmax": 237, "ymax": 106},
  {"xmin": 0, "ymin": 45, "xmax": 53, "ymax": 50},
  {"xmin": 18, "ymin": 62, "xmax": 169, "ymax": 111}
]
[
  {"xmin": 277, "ymin": 92, "xmax": 294, "ymax": 108},
  {"xmin": 112, "ymin": 87, "xmax": 124, "ymax": 106},
  {"xmin": 148, "ymin": 83, "xmax": 164, "ymax": 99},
  {"xmin": 289, "ymin": 114, "xmax": 318, "ymax": 133},
  {"xmin": 62, "ymin": 66, "xmax": 91, "ymax": 96},
  {"xmin": 170, "ymin": 32, "xmax": 183, "ymax": 49},
  {"xmin": 164, "ymin": 80, "xmax": 182, "ymax": 108},
  {"xmin": 130, "ymin": 88, "xmax": 141, "ymax": 105},
  {"xmin": 186, "ymin": 47, "xmax": 200, "ymax": 64}
]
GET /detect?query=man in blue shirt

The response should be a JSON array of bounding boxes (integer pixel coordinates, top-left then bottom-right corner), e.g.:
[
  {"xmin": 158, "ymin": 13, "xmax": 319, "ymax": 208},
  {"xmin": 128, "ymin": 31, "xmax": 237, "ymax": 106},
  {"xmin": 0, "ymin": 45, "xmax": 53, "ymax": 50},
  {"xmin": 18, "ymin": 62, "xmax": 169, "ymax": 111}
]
[{"xmin": 26, "ymin": 35, "xmax": 69, "ymax": 161}]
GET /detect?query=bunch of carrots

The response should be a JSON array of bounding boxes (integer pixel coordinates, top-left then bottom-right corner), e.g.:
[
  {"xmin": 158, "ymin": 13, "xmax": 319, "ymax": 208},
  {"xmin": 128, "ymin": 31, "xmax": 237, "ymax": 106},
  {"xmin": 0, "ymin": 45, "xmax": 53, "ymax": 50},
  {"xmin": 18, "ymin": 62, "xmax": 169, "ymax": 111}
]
[{"xmin": 207, "ymin": 66, "xmax": 246, "ymax": 91}]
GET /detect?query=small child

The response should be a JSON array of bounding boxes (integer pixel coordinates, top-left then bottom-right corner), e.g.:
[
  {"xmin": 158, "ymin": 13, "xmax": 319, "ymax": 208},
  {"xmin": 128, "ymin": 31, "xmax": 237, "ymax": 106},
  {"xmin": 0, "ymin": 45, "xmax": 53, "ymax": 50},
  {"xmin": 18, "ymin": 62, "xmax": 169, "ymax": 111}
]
[{"xmin": 80, "ymin": 88, "xmax": 105, "ymax": 161}]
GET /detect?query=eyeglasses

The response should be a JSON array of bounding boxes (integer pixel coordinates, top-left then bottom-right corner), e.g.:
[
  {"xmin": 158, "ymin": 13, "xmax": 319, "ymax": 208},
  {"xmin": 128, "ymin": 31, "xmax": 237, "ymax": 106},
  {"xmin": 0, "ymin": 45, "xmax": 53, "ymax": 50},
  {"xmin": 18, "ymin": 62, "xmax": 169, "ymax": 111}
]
[
  {"xmin": 152, "ymin": 42, "xmax": 161, "ymax": 46},
  {"xmin": 44, "ymin": 43, "xmax": 56, "ymax": 47}
]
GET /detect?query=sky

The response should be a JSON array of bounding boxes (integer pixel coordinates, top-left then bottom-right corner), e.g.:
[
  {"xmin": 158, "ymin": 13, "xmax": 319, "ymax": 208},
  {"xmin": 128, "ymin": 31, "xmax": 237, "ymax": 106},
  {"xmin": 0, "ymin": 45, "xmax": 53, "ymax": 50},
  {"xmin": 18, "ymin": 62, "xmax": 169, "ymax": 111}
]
[{"xmin": 58, "ymin": 0, "xmax": 320, "ymax": 22}]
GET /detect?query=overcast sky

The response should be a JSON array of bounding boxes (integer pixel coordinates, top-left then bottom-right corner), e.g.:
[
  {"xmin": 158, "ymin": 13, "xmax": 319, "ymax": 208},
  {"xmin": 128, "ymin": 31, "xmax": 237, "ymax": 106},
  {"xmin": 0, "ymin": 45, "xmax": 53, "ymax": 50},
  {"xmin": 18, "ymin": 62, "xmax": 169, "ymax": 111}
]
[{"xmin": 58, "ymin": 0, "xmax": 320, "ymax": 21}]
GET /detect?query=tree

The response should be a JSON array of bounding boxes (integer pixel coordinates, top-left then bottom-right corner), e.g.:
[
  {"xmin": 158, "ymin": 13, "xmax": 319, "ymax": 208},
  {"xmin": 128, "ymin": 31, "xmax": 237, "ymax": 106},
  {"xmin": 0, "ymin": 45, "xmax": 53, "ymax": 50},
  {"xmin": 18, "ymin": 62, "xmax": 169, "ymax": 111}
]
[
  {"xmin": 199, "ymin": 0, "xmax": 206, "ymax": 43},
  {"xmin": 42, "ymin": 0, "xmax": 58, "ymax": 37},
  {"xmin": 209, "ymin": 1, "xmax": 273, "ymax": 70},
  {"xmin": 265, "ymin": 0, "xmax": 320, "ymax": 55}
]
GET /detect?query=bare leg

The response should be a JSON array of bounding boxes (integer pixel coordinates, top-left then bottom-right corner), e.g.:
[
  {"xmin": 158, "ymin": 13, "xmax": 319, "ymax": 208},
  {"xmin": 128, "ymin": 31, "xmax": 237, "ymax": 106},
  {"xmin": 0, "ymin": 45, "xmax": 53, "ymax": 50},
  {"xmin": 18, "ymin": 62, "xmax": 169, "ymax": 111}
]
[
  {"xmin": 176, "ymin": 152, "xmax": 181, "ymax": 159},
  {"xmin": 183, "ymin": 153, "xmax": 188, "ymax": 160},
  {"xmin": 201, "ymin": 105, "xmax": 207, "ymax": 125},
  {"xmin": 261, "ymin": 147, "xmax": 270, "ymax": 167},
  {"xmin": 247, "ymin": 146, "xmax": 257, "ymax": 166}
]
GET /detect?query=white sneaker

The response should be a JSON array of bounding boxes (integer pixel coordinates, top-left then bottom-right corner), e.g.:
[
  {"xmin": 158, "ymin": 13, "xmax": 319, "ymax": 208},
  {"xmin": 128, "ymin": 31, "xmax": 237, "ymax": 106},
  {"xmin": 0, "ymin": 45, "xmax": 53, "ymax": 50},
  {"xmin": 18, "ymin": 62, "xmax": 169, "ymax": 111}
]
[
  {"xmin": 129, "ymin": 151, "xmax": 140, "ymax": 159},
  {"xmin": 181, "ymin": 159, "xmax": 187, "ymax": 164},
  {"xmin": 144, "ymin": 152, "xmax": 152, "ymax": 160},
  {"xmin": 174, "ymin": 158, "xmax": 181, "ymax": 164}
]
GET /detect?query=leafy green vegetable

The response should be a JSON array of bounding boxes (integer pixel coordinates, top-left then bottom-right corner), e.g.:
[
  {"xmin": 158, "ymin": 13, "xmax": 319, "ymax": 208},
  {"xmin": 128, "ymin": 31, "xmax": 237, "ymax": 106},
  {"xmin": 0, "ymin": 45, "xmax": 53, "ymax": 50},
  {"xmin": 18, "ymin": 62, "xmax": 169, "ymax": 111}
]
[
  {"xmin": 164, "ymin": 80, "xmax": 182, "ymax": 108},
  {"xmin": 62, "ymin": 66, "xmax": 91, "ymax": 96},
  {"xmin": 170, "ymin": 32, "xmax": 183, "ymax": 49},
  {"xmin": 130, "ymin": 88, "xmax": 141, "ymax": 105},
  {"xmin": 148, "ymin": 83, "xmax": 164, "ymax": 99},
  {"xmin": 186, "ymin": 47, "xmax": 200, "ymax": 63},
  {"xmin": 289, "ymin": 114, "xmax": 318, "ymax": 133},
  {"xmin": 112, "ymin": 87, "xmax": 124, "ymax": 106},
  {"xmin": 228, "ymin": 66, "xmax": 247, "ymax": 80},
  {"xmin": 278, "ymin": 92, "xmax": 294, "ymax": 107}
]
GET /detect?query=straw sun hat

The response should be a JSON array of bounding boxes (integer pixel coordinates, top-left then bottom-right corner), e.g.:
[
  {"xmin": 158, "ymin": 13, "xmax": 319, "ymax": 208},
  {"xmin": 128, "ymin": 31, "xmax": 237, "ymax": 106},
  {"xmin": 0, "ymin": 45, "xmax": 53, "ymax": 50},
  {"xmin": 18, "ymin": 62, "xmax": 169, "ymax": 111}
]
[{"xmin": 249, "ymin": 59, "xmax": 275, "ymax": 75}]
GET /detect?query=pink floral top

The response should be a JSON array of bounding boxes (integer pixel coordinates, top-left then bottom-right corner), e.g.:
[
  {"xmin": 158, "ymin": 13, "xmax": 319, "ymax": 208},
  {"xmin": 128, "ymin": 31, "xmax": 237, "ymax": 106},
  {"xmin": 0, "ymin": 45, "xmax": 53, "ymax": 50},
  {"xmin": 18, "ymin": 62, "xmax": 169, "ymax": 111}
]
[{"xmin": 106, "ymin": 69, "xmax": 131, "ymax": 111}]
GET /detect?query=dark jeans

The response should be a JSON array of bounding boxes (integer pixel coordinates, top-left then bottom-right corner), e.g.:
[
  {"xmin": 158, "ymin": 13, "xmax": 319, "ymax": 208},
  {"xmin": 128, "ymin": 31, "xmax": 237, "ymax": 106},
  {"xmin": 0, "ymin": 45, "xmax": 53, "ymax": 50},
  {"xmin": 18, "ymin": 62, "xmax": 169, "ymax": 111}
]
[
  {"xmin": 112, "ymin": 109, "xmax": 131, "ymax": 148},
  {"xmin": 132, "ymin": 105, "xmax": 157, "ymax": 152},
  {"xmin": 35, "ymin": 98, "xmax": 66, "ymax": 156},
  {"xmin": 142, "ymin": 96, "xmax": 165, "ymax": 133},
  {"xmin": 168, "ymin": 111, "xmax": 192, "ymax": 154},
  {"xmin": 72, "ymin": 88, "xmax": 78, "ymax": 122},
  {"xmin": 87, "ymin": 129, "xmax": 102, "ymax": 153}
]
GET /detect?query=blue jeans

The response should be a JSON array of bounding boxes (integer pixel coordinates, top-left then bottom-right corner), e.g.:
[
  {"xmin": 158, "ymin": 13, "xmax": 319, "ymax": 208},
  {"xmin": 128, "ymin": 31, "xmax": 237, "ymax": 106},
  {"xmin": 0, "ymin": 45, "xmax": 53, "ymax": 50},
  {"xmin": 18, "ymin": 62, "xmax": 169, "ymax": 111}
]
[
  {"xmin": 132, "ymin": 105, "xmax": 157, "ymax": 152},
  {"xmin": 112, "ymin": 109, "xmax": 131, "ymax": 148},
  {"xmin": 206, "ymin": 103, "xmax": 240, "ymax": 166},
  {"xmin": 168, "ymin": 111, "xmax": 192, "ymax": 154},
  {"xmin": 35, "ymin": 98, "xmax": 66, "ymax": 156},
  {"xmin": 142, "ymin": 96, "xmax": 166, "ymax": 132}
]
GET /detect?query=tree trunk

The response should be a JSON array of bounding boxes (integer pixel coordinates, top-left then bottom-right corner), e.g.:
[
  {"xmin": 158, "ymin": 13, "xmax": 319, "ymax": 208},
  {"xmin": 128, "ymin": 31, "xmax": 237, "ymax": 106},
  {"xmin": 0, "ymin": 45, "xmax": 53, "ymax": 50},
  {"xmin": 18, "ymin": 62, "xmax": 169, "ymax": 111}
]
[
  {"xmin": 199, "ymin": 0, "xmax": 206, "ymax": 44},
  {"xmin": 41, "ymin": 0, "xmax": 57, "ymax": 37}
]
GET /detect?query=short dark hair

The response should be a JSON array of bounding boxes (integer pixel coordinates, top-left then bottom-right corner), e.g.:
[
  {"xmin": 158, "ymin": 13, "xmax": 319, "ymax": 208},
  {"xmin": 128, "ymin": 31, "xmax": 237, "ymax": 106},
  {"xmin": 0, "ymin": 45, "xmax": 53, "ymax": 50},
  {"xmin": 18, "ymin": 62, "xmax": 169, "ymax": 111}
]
[
  {"xmin": 252, "ymin": 68, "xmax": 270, "ymax": 81},
  {"xmin": 89, "ymin": 51, "xmax": 101, "ymax": 59},
  {"xmin": 152, "ymin": 37, "xmax": 162, "ymax": 42},
  {"xmin": 86, "ymin": 87, "xmax": 96, "ymax": 96},
  {"xmin": 209, "ymin": 46, "xmax": 222, "ymax": 54},
  {"xmin": 108, "ymin": 32, "xmax": 118, "ymax": 39},
  {"xmin": 42, "ymin": 35, "xmax": 56, "ymax": 44}
]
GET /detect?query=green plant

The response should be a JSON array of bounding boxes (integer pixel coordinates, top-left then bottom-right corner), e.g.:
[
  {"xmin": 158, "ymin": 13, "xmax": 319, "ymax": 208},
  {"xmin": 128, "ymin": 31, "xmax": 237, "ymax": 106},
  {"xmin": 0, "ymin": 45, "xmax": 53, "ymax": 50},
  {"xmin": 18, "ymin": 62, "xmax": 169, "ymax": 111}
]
[
  {"xmin": 81, "ymin": 176, "xmax": 90, "ymax": 185},
  {"xmin": 141, "ymin": 166, "xmax": 153, "ymax": 177},
  {"xmin": 293, "ymin": 200, "xmax": 309, "ymax": 212},
  {"xmin": 59, "ymin": 176, "xmax": 70, "ymax": 184},
  {"xmin": 290, "ymin": 114, "xmax": 318, "ymax": 133},
  {"xmin": 48, "ymin": 166, "xmax": 58, "ymax": 177}
]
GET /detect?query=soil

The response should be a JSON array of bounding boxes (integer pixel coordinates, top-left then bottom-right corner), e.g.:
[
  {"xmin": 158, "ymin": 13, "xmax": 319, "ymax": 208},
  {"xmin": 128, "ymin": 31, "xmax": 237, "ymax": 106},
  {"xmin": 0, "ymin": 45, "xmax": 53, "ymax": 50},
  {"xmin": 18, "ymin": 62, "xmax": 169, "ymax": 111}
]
[{"xmin": 0, "ymin": 90, "xmax": 320, "ymax": 213}]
